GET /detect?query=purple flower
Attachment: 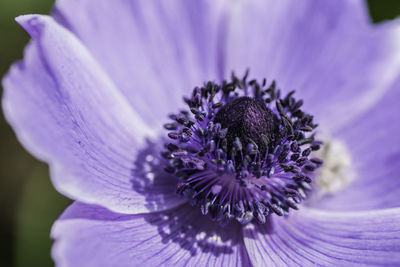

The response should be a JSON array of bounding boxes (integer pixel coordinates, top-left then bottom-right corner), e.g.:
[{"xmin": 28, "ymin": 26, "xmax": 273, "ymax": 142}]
[{"xmin": 3, "ymin": 0, "xmax": 400, "ymax": 266}]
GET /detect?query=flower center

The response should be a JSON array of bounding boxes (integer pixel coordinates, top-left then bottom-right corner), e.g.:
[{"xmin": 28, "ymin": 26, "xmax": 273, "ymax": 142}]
[
  {"xmin": 163, "ymin": 72, "xmax": 323, "ymax": 225},
  {"xmin": 213, "ymin": 96, "xmax": 278, "ymax": 157}
]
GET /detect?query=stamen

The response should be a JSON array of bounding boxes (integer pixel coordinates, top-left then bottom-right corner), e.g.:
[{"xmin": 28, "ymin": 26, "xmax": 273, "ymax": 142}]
[{"xmin": 163, "ymin": 72, "xmax": 322, "ymax": 225}]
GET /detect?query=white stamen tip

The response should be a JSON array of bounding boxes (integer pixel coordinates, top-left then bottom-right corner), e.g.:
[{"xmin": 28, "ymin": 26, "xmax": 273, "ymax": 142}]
[{"xmin": 313, "ymin": 138, "xmax": 355, "ymax": 196}]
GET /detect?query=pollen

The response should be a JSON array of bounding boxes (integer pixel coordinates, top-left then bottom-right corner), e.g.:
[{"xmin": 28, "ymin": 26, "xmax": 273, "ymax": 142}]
[{"xmin": 314, "ymin": 138, "xmax": 354, "ymax": 195}]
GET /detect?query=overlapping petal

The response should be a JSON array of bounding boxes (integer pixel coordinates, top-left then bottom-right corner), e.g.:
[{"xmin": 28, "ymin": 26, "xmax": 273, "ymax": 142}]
[
  {"xmin": 226, "ymin": 0, "xmax": 400, "ymax": 132},
  {"xmin": 244, "ymin": 208, "xmax": 400, "ymax": 266},
  {"xmin": 2, "ymin": 15, "xmax": 184, "ymax": 215},
  {"xmin": 53, "ymin": 0, "xmax": 229, "ymax": 128},
  {"xmin": 52, "ymin": 202, "xmax": 251, "ymax": 267}
]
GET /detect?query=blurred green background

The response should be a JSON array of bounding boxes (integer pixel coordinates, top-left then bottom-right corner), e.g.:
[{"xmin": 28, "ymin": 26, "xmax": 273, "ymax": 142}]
[{"xmin": 0, "ymin": 0, "xmax": 399, "ymax": 266}]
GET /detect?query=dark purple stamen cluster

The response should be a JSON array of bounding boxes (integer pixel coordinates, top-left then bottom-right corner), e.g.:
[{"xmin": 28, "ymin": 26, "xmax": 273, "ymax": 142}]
[{"xmin": 162, "ymin": 72, "xmax": 322, "ymax": 225}]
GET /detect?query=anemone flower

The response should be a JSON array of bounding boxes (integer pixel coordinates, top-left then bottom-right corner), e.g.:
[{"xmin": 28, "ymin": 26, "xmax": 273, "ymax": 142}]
[{"xmin": 3, "ymin": 0, "xmax": 400, "ymax": 266}]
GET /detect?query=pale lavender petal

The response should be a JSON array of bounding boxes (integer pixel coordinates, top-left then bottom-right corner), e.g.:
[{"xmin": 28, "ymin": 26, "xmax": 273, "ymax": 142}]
[
  {"xmin": 52, "ymin": 202, "xmax": 251, "ymax": 267},
  {"xmin": 53, "ymin": 0, "xmax": 228, "ymax": 128},
  {"xmin": 316, "ymin": 78, "xmax": 400, "ymax": 211},
  {"xmin": 226, "ymin": 0, "xmax": 400, "ymax": 132},
  {"xmin": 2, "ymin": 15, "xmax": 184, "ymax": 214},
  {"xmin": 244, "ymin": 208, "xmax": 400, "ymax": 266}
]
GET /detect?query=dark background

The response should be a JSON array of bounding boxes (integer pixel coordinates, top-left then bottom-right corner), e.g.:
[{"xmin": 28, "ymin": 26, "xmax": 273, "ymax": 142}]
[{"xmin": 0, "ymin": 0, "xmax": 399, "ymax": 266}]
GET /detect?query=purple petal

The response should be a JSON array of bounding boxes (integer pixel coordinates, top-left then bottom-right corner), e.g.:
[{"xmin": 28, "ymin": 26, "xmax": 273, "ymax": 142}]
[
  {"xmin": 316, "ymin": 78, "xmax": 400, "ymax": 211},
  {"xmin": 52, "ymin": 202, "xmax": 251, "ymax": 267},
  {"xmin": 2, "ymin": 15, "xmax": 184, "ymax": 214},
  {"xmin": 244, "ymin": 208, "xmax": 400, "ymax": 266},
  {"xmin": 53, "ymin": 0, "xmax": 228, "ymax": 128},
  {"xmin": 226, "ymin": 0, "xmax": 400, "ymax": 132}
]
